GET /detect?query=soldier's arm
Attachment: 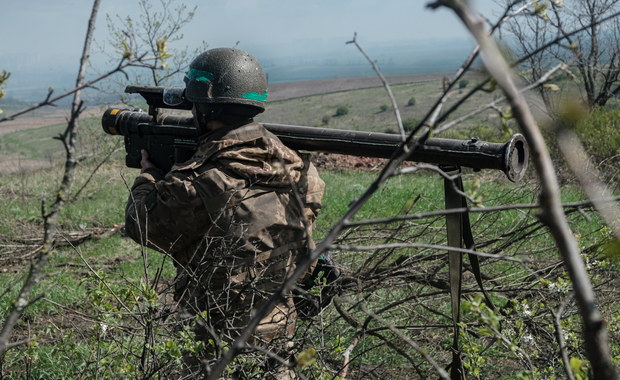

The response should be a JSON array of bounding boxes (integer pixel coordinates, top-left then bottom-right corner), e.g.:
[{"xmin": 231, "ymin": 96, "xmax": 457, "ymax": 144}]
[{"xmin": 125, "ymin": 154, "xmax": 207, "ymax": 260}]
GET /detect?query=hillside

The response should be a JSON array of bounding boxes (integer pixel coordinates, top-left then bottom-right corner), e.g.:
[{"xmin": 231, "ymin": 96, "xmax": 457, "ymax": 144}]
[{"xmin": 0, "ymin": 72, "xmax": 496, "ymax": 174}]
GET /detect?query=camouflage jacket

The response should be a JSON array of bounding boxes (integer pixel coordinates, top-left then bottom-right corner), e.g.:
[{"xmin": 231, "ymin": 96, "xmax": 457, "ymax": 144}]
[{"xmin": 125, "ymin": 122, "xmax": 324, "ymax": 330}]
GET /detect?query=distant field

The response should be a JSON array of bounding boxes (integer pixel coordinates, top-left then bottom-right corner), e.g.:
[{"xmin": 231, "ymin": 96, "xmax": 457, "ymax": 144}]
[
  {"xmin": 260, "ymin": 74, "xmax": 504, "ymax": 140},
  {"xmin": 267, "ymin": 73, "xmax": 449, "ymax": 101}
]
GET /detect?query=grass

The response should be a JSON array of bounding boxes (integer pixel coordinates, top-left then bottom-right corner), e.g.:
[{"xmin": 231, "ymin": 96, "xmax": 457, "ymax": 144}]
[
  {"xmin": 316, "ymin": 170, "xmax": 445, "ymax": 233},
  {"xmin": 0, "ymin": 123, "xmax": 66, "ymax": 160}
]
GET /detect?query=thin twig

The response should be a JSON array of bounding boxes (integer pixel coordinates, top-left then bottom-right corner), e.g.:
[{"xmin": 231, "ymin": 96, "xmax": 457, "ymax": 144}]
[
  {"xmin": 345, "ymin": 196, "xmax": 620, "ymax": 228},
  {"xmin": 435, "ymin": 62, "xmax": 567, "ymax": 134},
  {"xmin": 357, "ymin": 303, "xmax": 451, "ymax": 380},
  {"xmin": 346, "ymin": 32, "xmax": 406, "ymax": 140},
  {"xmin": 552, "ymin": 297, "xmax": 577, "ymax": 380},
  {"xmin": 71, "ymin": 145, "xmax": 122, "ymax": 201}
]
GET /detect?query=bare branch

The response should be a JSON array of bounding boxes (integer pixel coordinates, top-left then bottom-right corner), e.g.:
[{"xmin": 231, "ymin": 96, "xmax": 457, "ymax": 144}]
[
  {"xmin": 435, "ymin": 62, "xmax": 568, "ymax": 134},
  {"xmin": 333, "ymin": 242, "xmax": 529, "ymax": 264},
  {"xmin": 345, "ymin": 196, "xmax": 620, "ymax": 228},
  {"xmin": 552, "ymin": 298, "xmax": 577, "ymax": 380}
]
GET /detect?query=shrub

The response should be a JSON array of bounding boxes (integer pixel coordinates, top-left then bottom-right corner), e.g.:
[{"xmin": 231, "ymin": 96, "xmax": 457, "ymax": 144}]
[
  {"xmin": 441, "ymin": 123, "xmax": 501, "ymax": 142},
  {"xmin": 321, "ymin": 115, "xmax": 331, "ymax": 125},
  {"xmin": 402, "ymin": 118, "xmax": 418, "ymax": 132},
  {"xmin": 379, "ymin": 104, "xmax": 389, "ymax": 112},
  {"xmin": 407, "ymin": 97, "xmax": 416, "ymax": 107},
  {"xmin": 334, "ymin": 105, "xmax": 349, "ymax": 117},
  {"xmin": 459, "ymin": 79, "xmax": 470, "ymax": 89}
]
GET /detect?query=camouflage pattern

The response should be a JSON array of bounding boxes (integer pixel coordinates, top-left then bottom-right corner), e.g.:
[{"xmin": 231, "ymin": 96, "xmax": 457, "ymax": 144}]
[{"xmin": 125, "ymin": 122, "xmax": 324, "ymax": 354}]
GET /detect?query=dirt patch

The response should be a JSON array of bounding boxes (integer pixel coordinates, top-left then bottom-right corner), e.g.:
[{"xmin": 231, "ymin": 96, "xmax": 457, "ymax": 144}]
[{"xmin": 311, "ymin": 152, "xmax": 404, "ymax": 171}]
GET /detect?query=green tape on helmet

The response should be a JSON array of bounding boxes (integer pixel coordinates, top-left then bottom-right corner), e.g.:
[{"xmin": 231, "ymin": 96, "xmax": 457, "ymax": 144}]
[
  {"xmin": 185, "ymin": 68, "xmax": 215, "ymax": 82},
  {"xmin": 242, "ymin": 90, "xmax": 268, "ymax": 102}
]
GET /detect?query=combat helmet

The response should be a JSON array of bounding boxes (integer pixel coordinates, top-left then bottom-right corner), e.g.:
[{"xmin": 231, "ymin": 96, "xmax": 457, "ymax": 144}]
[{"xmin": 184, "ymin": 48, "xmax": 268, "ymax": 115}]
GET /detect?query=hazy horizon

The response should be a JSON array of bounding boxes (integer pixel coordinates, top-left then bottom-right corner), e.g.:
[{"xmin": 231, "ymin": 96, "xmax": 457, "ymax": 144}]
[{"xmin": 1, "ymin": 0, "xmax": 499, "ymax": 103}]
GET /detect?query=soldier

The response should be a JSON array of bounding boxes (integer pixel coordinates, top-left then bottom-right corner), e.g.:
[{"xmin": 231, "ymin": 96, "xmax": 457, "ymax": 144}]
[{"xmin": 124, "ymin": 48, "xmax": 325, "ymax": 378}]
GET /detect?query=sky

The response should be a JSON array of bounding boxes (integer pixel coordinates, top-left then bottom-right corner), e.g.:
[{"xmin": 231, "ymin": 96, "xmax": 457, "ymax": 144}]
[
  {"xmin": 2, "ymin": 0, "xmax": 499, "ymax": 55},
  {"xmin": 0, "ymin": 0, "xmax": 501, "ymax": 99}
]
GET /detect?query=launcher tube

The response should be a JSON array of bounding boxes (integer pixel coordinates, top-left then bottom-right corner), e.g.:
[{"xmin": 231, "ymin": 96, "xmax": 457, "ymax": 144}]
[{"xmin": 102, "ymin": 108, "xmax": 528, "ymax": 182}]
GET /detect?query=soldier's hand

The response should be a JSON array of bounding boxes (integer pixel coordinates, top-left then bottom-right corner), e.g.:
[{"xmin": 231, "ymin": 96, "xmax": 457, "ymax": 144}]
[{"xmin": 140, "ymin": 149, "xmax": 157, "ymax": 173}]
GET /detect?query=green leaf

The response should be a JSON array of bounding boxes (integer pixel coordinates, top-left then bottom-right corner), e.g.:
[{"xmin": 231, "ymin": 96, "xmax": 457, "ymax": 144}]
[
  {"xmin": 602, "ymin": 239, "xmax": 620, "ymax": 259},
  {"xmin": 296, "ymin": 347, "xmax": 317, "ymax": 368},
  {"xmin": 569, "ymin": 357, "xmax": 586, "ymax": 379},
  {"xmin": 477, "ymin": 327, "xmax": 494, "ymax": 336}
]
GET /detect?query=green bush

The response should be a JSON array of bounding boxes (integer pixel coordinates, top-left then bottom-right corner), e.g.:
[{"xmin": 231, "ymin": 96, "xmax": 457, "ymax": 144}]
[
  {"xmin": 334, "ymin": 105, "xmax": 349, "ymax": 117},
  {"xmin": 321, "ymin": 115, "xmax": 331, "ymax": 125},
  {"xmin": 407, "ymin": 97, "xmax": 416, "ymax": 107},
  {"xmin": 459, "ymin": 79, "xmax": 470, "ymax": 89},
  {"xmin": 379, "ymin": 104, "xmax": 389, "ymax": 112},
  {"xmin": 402, "ymin": 118, "xmax": 418, "ymax": 132},
  {"xmin": 441, "ymin": 123, "xmax": 504, "ymax": 142}
]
